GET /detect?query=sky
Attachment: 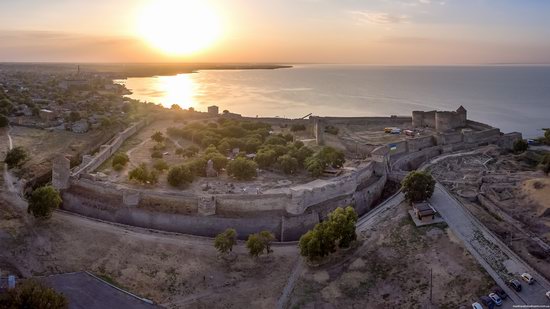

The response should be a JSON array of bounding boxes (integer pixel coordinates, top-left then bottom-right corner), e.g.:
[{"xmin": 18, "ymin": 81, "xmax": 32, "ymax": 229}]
[{"xmin": 1, "ymin": 0, "xmax": 550, "ymax": 64}]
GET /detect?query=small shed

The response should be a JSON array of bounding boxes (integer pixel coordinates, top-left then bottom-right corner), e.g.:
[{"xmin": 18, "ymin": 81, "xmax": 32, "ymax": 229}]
[{"xmin": 412, "ymin": 202, "xmax": 436, "ymax": 220}]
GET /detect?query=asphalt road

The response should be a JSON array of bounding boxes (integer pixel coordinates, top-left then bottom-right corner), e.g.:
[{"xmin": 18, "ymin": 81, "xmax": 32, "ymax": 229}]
[{"xmin": 430, "ymin": 184, "xmax": 550, "ymax": 307}]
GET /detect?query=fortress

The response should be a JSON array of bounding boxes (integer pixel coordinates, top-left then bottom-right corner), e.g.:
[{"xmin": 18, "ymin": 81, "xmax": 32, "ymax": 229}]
[
  {"xmin": 52, "ymin": 106, "xmax": 522, "ymax": 241},
  {"xmin": 412, "ymin": 106, "xmax": 467, "ymax": 132}
]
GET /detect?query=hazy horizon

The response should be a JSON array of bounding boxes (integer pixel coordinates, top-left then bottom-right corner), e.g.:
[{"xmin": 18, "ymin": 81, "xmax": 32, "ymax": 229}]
[{"xmin": 2, "ymin": 0, "xmax": 550, "ymax": 64}]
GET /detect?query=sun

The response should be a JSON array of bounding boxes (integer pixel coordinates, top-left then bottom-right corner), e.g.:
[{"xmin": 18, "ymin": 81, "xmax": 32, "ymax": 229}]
[{"xmin": 136, "ymin": 0, "xmax": 222, "ymax": 56}]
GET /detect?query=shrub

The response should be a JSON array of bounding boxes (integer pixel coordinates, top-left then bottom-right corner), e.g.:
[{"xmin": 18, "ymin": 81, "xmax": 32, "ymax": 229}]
[
  {"xmin": 317, "ymin": 147, "xmax": 345, "ymax": 168},
  {"xmin": 513, "ymin": 139, "xmax": 528, "ymax": 153},
  {"xmin": 539, "ymin": 153, "xmax": 550, "ymax": 175},
  {"xmin": 185, "ymin": 157, "xmax": 208, "ymax": 177},
  {"xmin": 167, "ymin": 165, "xmax": 194, "ymax": 187},
  {"xmin": 214, "ymin": 228, "xmax": 237, "ymax": 254},
  {"xmin": 293, "ymin": 140, "xmax": 305, "ymax": 149},
  {"xmin": 153, "ymin": 159, "xmax": 169, "ymax": 171},
  {"xmin": 182, "ymin": 145, "xmax": 199, "ymax": 157},
  {"xmin": 0, "ymin": 279, "xmax": 68, "ymax": 309},
  {"xmin": 151, "ymin": 131, "xmax": 165, "ymax": 143},
  {"xmin": 113, "ymin": 163, "xmax": 124, "ymax": 171},
  {"xmin": 255, "ymin": 149, "xmax": 278, "ymax": 169},
  {"xmin": 292, "ymin": 146, "xmax": 314, "ymax": 166},
  {"xmin": 205, "ymin": 152, "xmax": 228, "ymax": 171},
  {"xmin": 175, "ymin": 147, "xmax": 184, "ymax": 155},
  {"xmin": 0, "ymin": 114, "xmax": 7, "ymax": 127},
  {"xmin": 112, "ymin": 152, "xmax": 129, "ymax": 168},
  {"xmin": 151, "ymin": 150, "xmax": 163, "ymax": 158},
  {"xmin": 152, "ymin": 142, "xmax": 166, "ymax": 151},
  {"xmin": 227, "ymin": 157, "xmax": 258, "ymax": 180},
  {"xmin": 401, "ymin": 171, "xmax": 436, "ymax": 204},
  {"xmin": 304, "ymin": 157, "xmax": 325, "ymax": 177},
  {"xmin": 4, "ymin": 146, "xmax": 28, "ymax": 169},
  {"xmin": 27, "ymin": 186, "xmax": 62, "ymax": 219},
  {"xmin": 277, "ymin": 154, "xmax": 299, "ymax": 175},
  {"xmin": 129, "ymin": 163, "xmax": 158, "ymax": 184},
  {"xmin": 264, "ymin": 136, "xmax": 287, "ymax": 146},
  {"xmin": 244, "ymin": 138, "xmax": 262, "ymax": 153},
  {"xmin": 290, "ymin": 124, "xmax": 306, "ymax": 132}
]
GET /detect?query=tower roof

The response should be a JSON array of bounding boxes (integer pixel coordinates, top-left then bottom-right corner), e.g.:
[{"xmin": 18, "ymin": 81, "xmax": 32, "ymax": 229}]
[{"xmin": 457, "ymin": 105, "xmax": 466, "ymax": 113}]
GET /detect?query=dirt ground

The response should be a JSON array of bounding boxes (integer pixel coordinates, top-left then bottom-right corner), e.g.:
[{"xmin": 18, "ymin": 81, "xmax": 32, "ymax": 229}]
[
  {"xmin": 95, "ymin": 120, "xmax": 336, "ymax": 195},
  {"xmin": 288, "ymin": 202, "xmax": 495, "ymax": 309},
  {"xmin": 428, "ymin": 146, "xmax": 550, "ymax": 281},
  {"xmin": 5, "ymin": 126, "xmax": 114, "ymax": 182},
  {"xmin": 0, "ymin": 196, "xmax": 298, "ymax": 308}
]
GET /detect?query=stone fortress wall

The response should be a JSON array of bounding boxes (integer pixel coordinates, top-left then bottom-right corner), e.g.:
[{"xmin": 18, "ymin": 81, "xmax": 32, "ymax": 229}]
[
  {"xmin": 53, "ymin": 107, "xmax": 522, "ymax": 241},
  {"xmin": 412, "ymin": 106, "xmax": 467, "ymax": 132}
]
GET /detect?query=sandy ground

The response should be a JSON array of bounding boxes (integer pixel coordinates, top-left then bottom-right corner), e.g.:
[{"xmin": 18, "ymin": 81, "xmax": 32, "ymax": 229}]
[
  {"xmin": 0, "ymin": 195, "xmax": 298, "ymax": 308},
  {"xmin": 288, "ymin": 202, "xmax": 496, "ymax": 308},
  {"xmin": 6, "ymin": 126, "xmax": 113, "ymax": 181}
]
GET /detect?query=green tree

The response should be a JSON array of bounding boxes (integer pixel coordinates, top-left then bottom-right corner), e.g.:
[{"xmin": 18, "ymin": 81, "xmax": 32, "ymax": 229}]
[
  {"xmin": 205, "ymin": 152, "xmax": 228, "ymax": 171},
  {"xmin": 513, "ymin": 139, "xmax": 528, "ymax": 153},
  {"xmin": 0, "ymin": 114, "xmax": 8, "ymax": 127},
  {"xmin": 317, "ymin": 147, "xmax": 345, "ymax": 168},
  {"xmin": 214, "ymin": 228, "xmax": 238, "ymax": 254},
  {"xmin": 151, "ymin": 131, "xmax": 165, "ymax": 143},
  {"xmin": 264, "ymin": 136, "xmax": 287, "ymax": 146},
  {"xmin": 111, "ymin": 152, "xmax": 129, "ymax": 168},
  {"xmin": 401, "ymin": 171, "xmax": 436, "ymax": 204},
  {"xmin": 298, "ymin": 206, "xmax": 358, "ymax": 261},
  {"xmin": 128, "ymin": 163, "xmax": 158, "ymax": 184},
  {"xmin": 292, "ymin": 146, "xmax": 314, "ymax": 166},
  {"xmin": 327, "ymin": 206, "xmax": 358, "ymax": 248},
  {"xmin": 27, "ymin": 186, "xmax": 62, "ymax": 219},
  {"xmin": 277, "ymin": 154, "xmax": 299, "ymax": 175},
  {"xmin": 4, "ymin": 146, "xmax": 28, "ymax": 169},
  {"xmin": 167, "ymin": 165, "xmax": 194, "ymax": 187},
  {"xmin": 153, "ymin": 159, "xmax": 169, "ymax": 172},
  {"xmin": 304, "ymin": 157, "xmax": 325, "ymax": 177},
  {"xmin": 258, "ymin": 230, "xmax": 275, "ymax": 254},
  {"xmin": 255, "ymin": 149, "xmax": 278, "ymax": 169},
  {"xmin": 246, "ymin": 234, "xmax": 265, "ymax": 258},
  {"xmin": 0, "ymin": 279, "xmax": 68, "ymax": 309},
  {"xmin": 227, "ymin": 157, "xmax": 258, "ymax": 180}
]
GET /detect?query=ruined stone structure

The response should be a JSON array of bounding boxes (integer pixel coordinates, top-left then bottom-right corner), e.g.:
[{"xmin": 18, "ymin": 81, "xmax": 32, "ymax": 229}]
[
  {"xmin": 52, "ymin": 155, "xmax": 70, "ymax": 190},
  {"xmin": 312, "ymin": 116, "xmax": 325, "ymax": 146},
  {"xmin": 52, "ymin": 113, "xmax": 522, "ymax": 242},
  {"xmin": 412, "ymin": 106, "xmax": 467, "ymax": 132}
]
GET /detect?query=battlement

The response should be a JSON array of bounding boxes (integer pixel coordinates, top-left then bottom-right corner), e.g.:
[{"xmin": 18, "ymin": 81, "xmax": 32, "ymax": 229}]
[{"xmin": 413, "ymin": 106, "xmax": 467, "ymax": 132}]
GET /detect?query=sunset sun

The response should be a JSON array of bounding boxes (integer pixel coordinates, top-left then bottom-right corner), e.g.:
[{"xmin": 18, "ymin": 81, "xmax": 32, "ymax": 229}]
[{"xmin": 136, "ymin": 0, "xmax": 222, "ymax": 56}]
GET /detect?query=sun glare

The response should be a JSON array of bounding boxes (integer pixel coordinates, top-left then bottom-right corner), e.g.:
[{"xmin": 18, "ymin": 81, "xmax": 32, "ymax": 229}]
[{"xmin": 136, "ymin": 0, "xmax": 222, "ymax": 56}]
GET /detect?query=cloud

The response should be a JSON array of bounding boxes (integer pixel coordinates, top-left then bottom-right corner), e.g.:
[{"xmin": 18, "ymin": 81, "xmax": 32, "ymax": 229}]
[{"xmin": 350, "ymin": 10, "xmax": 409, "ymax": 25}]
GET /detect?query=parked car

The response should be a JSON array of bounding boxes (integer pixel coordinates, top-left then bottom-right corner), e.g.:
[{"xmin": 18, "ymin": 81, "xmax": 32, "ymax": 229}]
[
  {"xmin": 521, "ymin": 273, "xmax": 534, "ymax": 285},
  {"xmin": 493, "ymin": 287, "xmax": 508, "ymax": 299},
  {"xmin": 489, "ymin": 293, "xmax": 502, "ymax": 306},
  {"xmin": 472, "ymin": 302, "xmax": 483, "ymax": 309},
  {"xmin": 480, "ymin": 295, "xmax": 495, "ymax": 309},
  {"xmin": 509, "ymin": 279, "xmax": 522, "ymax": 292}
]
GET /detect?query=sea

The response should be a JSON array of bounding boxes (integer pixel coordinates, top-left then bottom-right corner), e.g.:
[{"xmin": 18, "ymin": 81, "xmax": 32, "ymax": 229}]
[{"xmin": 115, "ymin": 65, "xmax": 550, "ymax": 138}]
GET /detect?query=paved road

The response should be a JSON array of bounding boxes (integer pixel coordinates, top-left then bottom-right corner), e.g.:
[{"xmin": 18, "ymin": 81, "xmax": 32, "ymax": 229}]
[{"xmin": 430, "ymin": 183, "xmax": 550, "ymax": 307}]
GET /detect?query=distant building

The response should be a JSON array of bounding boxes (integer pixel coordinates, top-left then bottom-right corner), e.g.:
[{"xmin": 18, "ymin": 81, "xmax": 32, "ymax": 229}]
[
  {"xmin": 208, "ymin": 105, "xmax": 219, "ymax": 115},
  {"xmin": 59, "ymin": 79, "xmax": 90, "ymax": 91},
  {"xmin": 39, "ymin": 109, "xmax": 56, "ymax": 121}
]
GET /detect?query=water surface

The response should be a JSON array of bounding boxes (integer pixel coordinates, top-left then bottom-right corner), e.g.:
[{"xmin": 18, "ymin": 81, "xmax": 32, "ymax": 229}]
[{"xmin": 117, "ymin": 65, "xmax": 550, "ymax": 138}]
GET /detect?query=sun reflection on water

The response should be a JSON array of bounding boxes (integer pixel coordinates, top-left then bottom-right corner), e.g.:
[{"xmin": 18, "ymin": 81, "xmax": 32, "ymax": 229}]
[{"xmin": 153, "ymin": 74, "xmax": 198, "ymax": 109}]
